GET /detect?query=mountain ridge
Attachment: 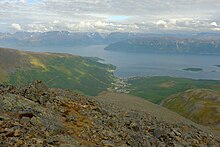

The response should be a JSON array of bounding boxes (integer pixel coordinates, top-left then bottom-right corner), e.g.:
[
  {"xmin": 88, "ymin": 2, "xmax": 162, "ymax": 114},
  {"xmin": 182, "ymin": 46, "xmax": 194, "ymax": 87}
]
[
  {"xmin": 104, "ymin": 37, "xmax": 220, "ymax": 55},
  {"xmin": 1, "ymin": 31, "xmax": 220, "ymax": 49}
]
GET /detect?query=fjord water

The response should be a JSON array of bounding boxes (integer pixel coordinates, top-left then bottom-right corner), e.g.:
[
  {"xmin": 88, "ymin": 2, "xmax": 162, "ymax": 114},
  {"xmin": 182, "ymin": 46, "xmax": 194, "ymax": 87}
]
[{"xmin": 20, "ymin": 45, "xmax": 220, "ymax": 80}]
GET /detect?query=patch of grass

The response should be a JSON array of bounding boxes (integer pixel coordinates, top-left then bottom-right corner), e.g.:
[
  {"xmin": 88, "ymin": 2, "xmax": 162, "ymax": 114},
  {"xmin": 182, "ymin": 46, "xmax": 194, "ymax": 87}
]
[
  {"xmin": 29, "ymin": 55, "xmax": 48, "ymax": 71},
  {"xmin": 127, "ymin": 76, "xmax": 220, "ymax": 104},
  {"xmin": 0, "ymin": 67, "xmax": 9, "ymax": 82}
]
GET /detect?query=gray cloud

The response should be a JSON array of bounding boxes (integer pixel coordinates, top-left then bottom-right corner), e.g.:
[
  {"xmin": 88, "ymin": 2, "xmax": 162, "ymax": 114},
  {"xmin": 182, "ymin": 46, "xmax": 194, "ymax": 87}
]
[{"xmin": 0, "ymin": 0, "xmax": 220, "ymax": 32}]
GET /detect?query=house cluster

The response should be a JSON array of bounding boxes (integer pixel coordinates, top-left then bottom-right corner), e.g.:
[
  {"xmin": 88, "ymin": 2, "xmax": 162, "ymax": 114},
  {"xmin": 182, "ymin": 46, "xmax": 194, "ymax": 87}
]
[{"xmin": 112, "ymin": 78, "xmax": 130, "ymax": 94}]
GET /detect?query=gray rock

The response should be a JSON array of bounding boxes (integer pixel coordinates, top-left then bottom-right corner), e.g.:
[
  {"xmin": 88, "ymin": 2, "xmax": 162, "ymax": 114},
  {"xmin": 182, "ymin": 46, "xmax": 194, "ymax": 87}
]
[
  {"xmin": 129, "ymin": 122, "xmax": 140, "ymax": 132},
  {"xmin": 20, "ymin": 117, "xmax": 31, "ymax": 124},
  {"xmin": 173, "ymin": 129, "xmax": 181, "ymax": 136},
  {"xmin": 30, "ymin": 117, "xmax": 42, "ymax": 126},
  {"xmin": 0, "ymin": 115, "xmax": 9, "ymax": 121},
  {"xmin": 1, "ymin": 82, "xmax": 220, "ymax": 146},
  {"xmin": 153, "ymin": 128, "xmax": 167, "ymax": 138},
  {"xmin": 66, "ymin": 115, "xmax": 76, "ymax": 122},
  {"xmin": 101, "ymin": 140, "xmax": 114, "ymax": 146}
]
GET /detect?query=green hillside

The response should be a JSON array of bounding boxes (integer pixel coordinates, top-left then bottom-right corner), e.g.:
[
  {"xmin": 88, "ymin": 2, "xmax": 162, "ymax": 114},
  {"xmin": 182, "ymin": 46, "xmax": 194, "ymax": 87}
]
[
  {"xmin": 127, "ymin": 76, "xmax": 220, "ymax": 104},
  {"xmin": 162, "ymin": 89, "xmax": 220, "ymax": 129},
  {"xmin": 0, "ymin": 48, "xmax": 115, "ymax": 96}
]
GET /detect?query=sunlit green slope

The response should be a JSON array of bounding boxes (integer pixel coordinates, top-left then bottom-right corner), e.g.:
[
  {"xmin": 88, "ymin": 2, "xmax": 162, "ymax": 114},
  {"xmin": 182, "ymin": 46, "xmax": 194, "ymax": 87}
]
[{"xmin": 0, "ymin": 48, "xmax": 115, "ymax": 95}]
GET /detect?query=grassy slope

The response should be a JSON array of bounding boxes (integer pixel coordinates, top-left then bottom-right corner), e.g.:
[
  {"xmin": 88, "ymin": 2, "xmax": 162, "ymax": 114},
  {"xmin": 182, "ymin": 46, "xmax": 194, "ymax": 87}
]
[
  {"xmin": 0, "ymin": 48, "xmax": 115, "ymax": 96},
  {"xmin": 162, "ymin": 89, "xmax": 220, "ymax": 128},
  {"xmin": 127, "ymin": 76, "xmax": 220, "ymax": 104}
]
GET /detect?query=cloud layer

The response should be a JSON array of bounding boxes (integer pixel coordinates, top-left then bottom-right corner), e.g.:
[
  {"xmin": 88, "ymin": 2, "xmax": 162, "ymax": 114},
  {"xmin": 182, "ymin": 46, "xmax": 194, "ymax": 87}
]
[{"xmin": 0, "ymin": 0, "xmax": 220, "ymax": 33}]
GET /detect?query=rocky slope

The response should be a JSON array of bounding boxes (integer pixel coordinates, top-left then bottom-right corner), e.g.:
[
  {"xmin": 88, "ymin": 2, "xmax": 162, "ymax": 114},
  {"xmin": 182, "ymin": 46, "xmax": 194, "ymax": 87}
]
[
  {"xmin": 0, "ymin": 81, "xmax": 219, "ymax": 146},
  {"xmin": 162, "ymin": 89, "xmax": 220, "ymax": 130}
]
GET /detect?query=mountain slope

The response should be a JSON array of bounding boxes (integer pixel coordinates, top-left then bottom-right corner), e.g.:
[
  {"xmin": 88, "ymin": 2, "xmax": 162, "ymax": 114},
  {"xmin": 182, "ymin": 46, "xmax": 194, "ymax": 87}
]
[
  {"xmin": 0, "ymin": 32, "xmax": 105, "ymax": 48},
  {"xmin": 0, "ymin": 81, "xmax": 219, "ymax": 146},
  {"xmin": 105, "ymin": 37, "xmax": 220, "ymax": 54},
  {"xmin": 162, "ymin": 89, "xmax": 220, "ymax": 130},
  {"xmin": 0, "ymin": 48, "xmax": 115, "ymax": 95},
  {"xmin": 126, "ymin": 76, "xmax": 220, "ymax": 104}
]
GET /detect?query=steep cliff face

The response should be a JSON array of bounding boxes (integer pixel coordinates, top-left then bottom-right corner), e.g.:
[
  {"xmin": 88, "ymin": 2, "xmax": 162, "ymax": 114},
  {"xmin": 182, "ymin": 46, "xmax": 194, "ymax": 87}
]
[{"xmin": 0, "ymin": 81, "xmax": 219, "ymax": 146}]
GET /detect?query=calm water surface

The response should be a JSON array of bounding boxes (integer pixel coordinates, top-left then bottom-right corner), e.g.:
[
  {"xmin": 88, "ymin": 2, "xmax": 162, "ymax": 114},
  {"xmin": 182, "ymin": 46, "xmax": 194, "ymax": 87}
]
[{"xmin": 19, "ymin": 45, "xmax": 220, "ymax": 80}]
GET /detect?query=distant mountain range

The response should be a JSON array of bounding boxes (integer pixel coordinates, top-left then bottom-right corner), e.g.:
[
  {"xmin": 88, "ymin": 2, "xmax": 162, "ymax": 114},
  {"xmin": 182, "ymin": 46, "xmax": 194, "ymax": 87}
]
[
  {"xmin": 1, "ymin": 31, "xmax": 220, "ymax": 54},
  {"xmin": 0, "ymin": 31, "xmax": 105, "ymax": 48},
  {"xmin": 105, "ymin": 37, "xmax": 220, "ymax": 55},
  {"xmin": 0, "ymin": 31, "xmax": 145, "ymax": 48}
]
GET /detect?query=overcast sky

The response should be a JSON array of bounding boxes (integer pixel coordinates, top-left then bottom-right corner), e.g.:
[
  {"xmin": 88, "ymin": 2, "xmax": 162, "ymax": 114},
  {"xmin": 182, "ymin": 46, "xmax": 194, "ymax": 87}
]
[{"xmin": 0, "ymin": 0, "xmax": 220, "ymax": 33}]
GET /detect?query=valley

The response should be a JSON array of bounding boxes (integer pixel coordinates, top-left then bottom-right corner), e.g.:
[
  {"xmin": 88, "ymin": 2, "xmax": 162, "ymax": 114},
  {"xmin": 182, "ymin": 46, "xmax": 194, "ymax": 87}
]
[
  {"xmin": 1, "ymin": 47, "xmax": 220, "ymax": 130},
  {"xmin": 1, "ymin": 0, "xmax": 220, "ymax": 146},
  {"xmin": 125, "ymin": 76, "xmax": 220, "ymax": 104}
]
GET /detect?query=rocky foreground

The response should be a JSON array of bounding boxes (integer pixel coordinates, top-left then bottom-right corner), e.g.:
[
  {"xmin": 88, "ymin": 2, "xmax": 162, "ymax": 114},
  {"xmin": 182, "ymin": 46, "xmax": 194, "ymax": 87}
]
[{"xmin": 0, "ymin": 81, "xmax": 219, "ymax": 146}]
